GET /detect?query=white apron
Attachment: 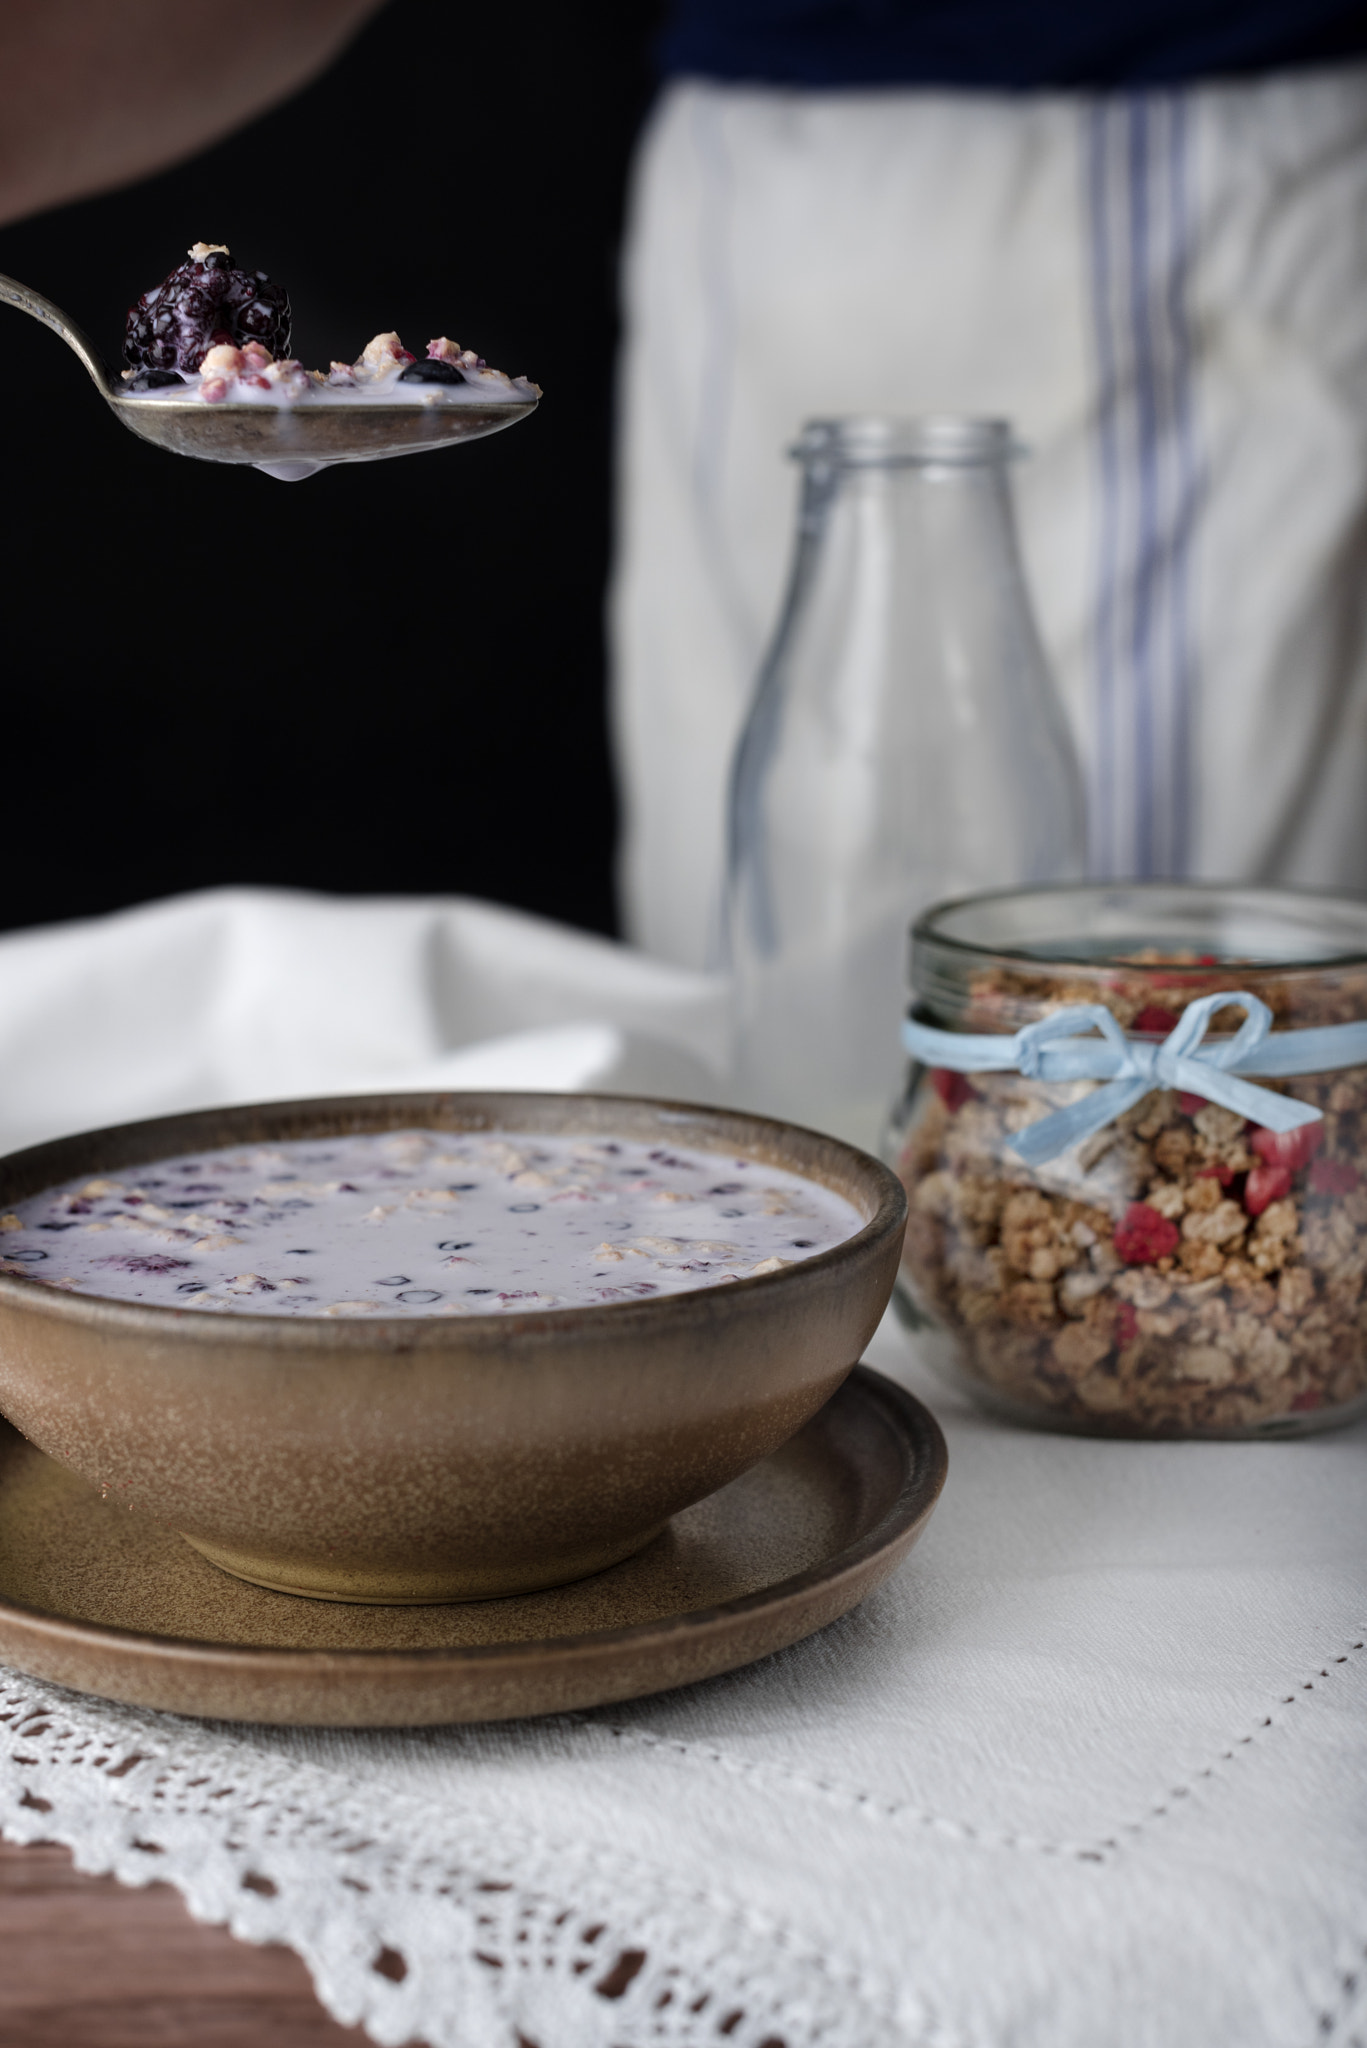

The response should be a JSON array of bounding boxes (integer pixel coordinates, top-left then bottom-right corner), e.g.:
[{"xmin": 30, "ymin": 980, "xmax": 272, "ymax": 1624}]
[{"xmin": 611, "ymin": 68, "xmax": 1367, "ymax": 966}]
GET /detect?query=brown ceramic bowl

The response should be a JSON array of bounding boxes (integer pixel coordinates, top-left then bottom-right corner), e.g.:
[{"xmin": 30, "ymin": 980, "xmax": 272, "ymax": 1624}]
[{"xmin": 0, "ymin": 1093, "xmax": 906, "ymax": 1604}]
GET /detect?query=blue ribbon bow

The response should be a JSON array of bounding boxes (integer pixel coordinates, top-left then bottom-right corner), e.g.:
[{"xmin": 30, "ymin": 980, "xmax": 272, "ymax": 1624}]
[{"xmin": 902, "ymin": 991, "xmax": 1367, "ymax": 1167}]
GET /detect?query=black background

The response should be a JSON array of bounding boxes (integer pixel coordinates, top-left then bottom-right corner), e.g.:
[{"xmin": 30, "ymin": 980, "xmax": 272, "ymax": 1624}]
[{"xmin": 0, "ymin": 0, "xmax": 661, "ymax": 940}]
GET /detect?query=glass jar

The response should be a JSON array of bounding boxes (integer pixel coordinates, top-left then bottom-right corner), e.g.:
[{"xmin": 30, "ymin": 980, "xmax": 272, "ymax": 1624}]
[
  {"xmin": 726, "ymin": 417, "xmax": 1083, "ymax": 1152},
  {"xmin": 886, "ymin": 883, "xmax": 1367, "ymax": 1437}
]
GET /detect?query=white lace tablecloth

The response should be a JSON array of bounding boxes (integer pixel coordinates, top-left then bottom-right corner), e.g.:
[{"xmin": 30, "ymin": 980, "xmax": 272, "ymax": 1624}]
[{"xmin": 0, "ymin": 888, "xmax": 1364, "ymax": 2048}]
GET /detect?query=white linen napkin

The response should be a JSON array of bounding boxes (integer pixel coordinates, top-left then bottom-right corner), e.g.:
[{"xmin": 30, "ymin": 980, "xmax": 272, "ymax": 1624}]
[{"xmin": 0, "ymin": 885, "xmax": 729, "ymax": 1154}]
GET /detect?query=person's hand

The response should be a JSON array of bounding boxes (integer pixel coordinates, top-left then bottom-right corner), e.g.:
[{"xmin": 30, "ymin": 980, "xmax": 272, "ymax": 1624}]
[{"xmin": 0, "ymin": 0, "xmax": 389, "ymax": 228}]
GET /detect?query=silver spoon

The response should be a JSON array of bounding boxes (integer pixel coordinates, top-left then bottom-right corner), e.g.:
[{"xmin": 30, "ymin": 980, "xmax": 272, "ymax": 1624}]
[{"xmin": 0, "ymin": 270, "xmax": 538, "ymax": 482}]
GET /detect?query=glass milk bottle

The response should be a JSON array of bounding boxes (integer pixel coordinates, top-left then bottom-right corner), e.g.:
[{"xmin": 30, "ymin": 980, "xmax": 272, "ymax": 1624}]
[{"xmin": 726, "ymin": 416, "xmax": 1084, "ymax": 1151}]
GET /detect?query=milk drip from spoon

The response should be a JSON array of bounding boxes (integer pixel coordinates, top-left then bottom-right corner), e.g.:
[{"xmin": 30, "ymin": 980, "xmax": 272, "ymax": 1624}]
[{"xmin": 0, "ymin": 243, "xmax": 539, "ymax": 482}]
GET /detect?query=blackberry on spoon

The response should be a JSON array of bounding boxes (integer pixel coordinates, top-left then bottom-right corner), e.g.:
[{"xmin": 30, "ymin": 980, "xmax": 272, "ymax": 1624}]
[{"xmin": 124, "ymin": 242, "xmax": 290, "ymax": 376}]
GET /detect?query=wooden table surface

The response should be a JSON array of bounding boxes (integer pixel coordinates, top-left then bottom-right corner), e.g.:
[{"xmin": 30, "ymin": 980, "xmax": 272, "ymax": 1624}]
[{"xmin": 0, "ymin": 1835, "xmax": 386, "ymax": 2047}]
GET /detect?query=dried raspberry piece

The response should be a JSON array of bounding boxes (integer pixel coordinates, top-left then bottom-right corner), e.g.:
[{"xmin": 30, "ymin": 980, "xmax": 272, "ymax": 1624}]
[
  {"xmin": 1290, "ymin": 1389, "xmax": 1323, "ymax": 1412},
  {"xmin": 1244, "ymin": 1164, "xmax": 1292, "ymax": 1216},
  {"xmin": 1114, "ymin": 1202, "xmax": 1181, "ymax": 1264},
  {"xmin": 1249, "ymin": 1123, "xmax": 1323, "ymax": 1173},
  {"xmin": 1114, "ymin": 1301, "xmax": 1139, "ymax": 1347},
  {"xmin": 1177, "ymin": 1092, "xmax": 1207, "ymax": 1117},
  {"xmin": 1132, "ymin": 1005, "xmax": 1180, "ymax": 1034},
  {"xmin": 1308, "ymin": 1158, "xmax": 1361, "ymax": 1197},
  {"xmin": 930, "ymin": 1068, "xmax": 974, "ymax": 1112},
  {"xmin": 1195, "ymin": 1163, "xmax": 1235, "ymax": 1186}
]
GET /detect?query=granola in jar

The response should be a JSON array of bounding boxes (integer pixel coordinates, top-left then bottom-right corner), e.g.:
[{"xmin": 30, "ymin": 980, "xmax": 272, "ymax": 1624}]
[{"xmin": 887, "ymin": 884, "xmax": 1367, "ymax": 1436}]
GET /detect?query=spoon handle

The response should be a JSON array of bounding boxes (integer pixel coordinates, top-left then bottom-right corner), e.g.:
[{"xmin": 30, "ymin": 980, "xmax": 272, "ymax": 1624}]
[{"xmin": 0, "ymin": 271, "xmax": 113, "ymax": 394}]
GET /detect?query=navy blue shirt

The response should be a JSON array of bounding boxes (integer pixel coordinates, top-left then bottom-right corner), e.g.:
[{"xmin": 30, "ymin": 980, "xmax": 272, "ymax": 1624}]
[{"xmin": 659, "ymin": 0, "xmax": 1367, "ymax": 89}]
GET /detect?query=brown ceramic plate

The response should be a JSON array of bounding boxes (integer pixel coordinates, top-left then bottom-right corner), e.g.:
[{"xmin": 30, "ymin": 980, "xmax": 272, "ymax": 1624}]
[{"xmin": 0, "ymin": 1367, "xmax": 945, "ymax": 1725}]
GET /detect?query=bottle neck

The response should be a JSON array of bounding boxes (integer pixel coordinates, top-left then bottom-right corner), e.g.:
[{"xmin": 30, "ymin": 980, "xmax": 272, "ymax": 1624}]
[
  {"xmin": 793, "ymin": 416, "xmax": 1018, "ymax": 468},
  {"xmin": 789, "ymin": 433, "xmax": 1026, "ymax": 641},
  {"xmin": 793, "ymin": 415, "xmax": 1022, "ymax": 538}
]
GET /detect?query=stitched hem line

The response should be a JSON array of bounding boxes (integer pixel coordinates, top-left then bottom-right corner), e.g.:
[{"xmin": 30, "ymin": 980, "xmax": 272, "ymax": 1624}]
[{"xmin": 577, "ymin": 1632, "xmax": 1367, "ymax": 1866}]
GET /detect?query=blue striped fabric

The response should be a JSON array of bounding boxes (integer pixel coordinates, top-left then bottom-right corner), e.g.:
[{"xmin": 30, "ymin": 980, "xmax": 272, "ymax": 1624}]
[{"xmin": 1086, "ymin": 94, "xmax": 1202, "ymax": 881}]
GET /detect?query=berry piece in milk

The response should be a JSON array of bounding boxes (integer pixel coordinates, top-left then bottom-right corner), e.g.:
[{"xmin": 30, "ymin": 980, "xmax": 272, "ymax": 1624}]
[{"xmin": 0, "ymin": 1130, "xmax": 862, "ymax": 1317}]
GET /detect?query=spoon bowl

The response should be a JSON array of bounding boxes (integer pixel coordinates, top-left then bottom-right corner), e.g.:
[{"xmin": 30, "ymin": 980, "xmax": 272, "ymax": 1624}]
[{"xmin": 1, "ymin": 270, "xmax": 537, "ymax": 479}]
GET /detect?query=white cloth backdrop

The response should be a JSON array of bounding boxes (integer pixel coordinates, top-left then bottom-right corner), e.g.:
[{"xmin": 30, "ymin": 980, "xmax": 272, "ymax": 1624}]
[
  {"xmin": 0, "ymin": 888, "xmax": 1364, "ymax": 2048},
  {"xmin": 612, "ymin": 69, "xmax": 1367, "ymax": 967}
]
